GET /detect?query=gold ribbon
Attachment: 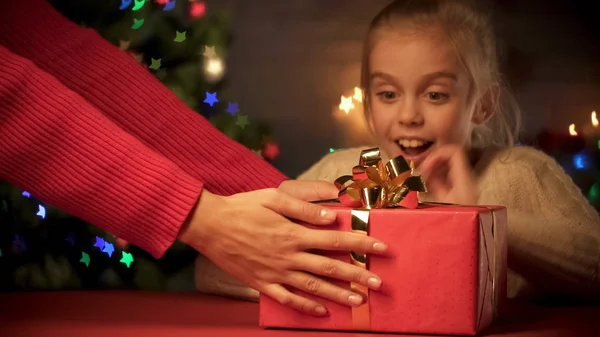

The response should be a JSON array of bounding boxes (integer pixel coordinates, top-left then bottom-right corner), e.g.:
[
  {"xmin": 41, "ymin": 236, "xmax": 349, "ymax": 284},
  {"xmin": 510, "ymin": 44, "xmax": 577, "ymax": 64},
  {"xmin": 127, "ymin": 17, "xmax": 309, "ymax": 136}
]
[
  {"xmin": 331, "ymin": 148, "xmax": 427, "ymax": 330},
  {"xmin": 334, "ymin": 148, "xmax": 427, "ymax": 210}
]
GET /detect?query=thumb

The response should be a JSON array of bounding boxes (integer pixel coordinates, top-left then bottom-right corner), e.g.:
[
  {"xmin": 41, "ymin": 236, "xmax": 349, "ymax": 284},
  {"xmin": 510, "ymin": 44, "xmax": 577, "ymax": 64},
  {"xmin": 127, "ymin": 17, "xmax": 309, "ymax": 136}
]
[{"xmin": 279, "ymin": 180, "xmax": 338, "ymax": 201}]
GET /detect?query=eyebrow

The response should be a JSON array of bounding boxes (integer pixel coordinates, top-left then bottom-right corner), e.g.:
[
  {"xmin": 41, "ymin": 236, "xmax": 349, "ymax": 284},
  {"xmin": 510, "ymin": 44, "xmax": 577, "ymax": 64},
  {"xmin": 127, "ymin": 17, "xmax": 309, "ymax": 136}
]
[{"xmin": 370, "ymin": 71, "xmax": 458, "ymax": 83}]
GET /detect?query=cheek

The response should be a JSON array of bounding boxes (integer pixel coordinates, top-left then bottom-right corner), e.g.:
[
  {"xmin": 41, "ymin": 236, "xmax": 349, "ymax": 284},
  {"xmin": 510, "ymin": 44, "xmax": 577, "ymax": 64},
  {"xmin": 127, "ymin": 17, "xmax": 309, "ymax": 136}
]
[
  {"xmin": 431, "ymin": 106, "xmax": 472, "ymax": 144},
  {"xmin": 369, "ymin": 103, "xmax": 395, "ymax": 138}
]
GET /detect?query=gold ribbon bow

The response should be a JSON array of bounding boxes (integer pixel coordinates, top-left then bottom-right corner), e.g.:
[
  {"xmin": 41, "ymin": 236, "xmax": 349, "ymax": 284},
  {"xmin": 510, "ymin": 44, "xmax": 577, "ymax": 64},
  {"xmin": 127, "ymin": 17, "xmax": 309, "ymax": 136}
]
[
  {"xmin": 334, "ymin": 148, "xmax": 427, "ymax": 210},
  {"xmin": 330, "ymin": 148, "xmax": 427, "ymax": 331}
]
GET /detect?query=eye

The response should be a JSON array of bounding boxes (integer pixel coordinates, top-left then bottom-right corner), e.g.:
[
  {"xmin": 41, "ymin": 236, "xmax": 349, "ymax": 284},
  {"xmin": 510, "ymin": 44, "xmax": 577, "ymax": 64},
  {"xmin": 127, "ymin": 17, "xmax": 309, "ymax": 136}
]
[
  {"xmin": 427, "ymin": 92, "xmax": 450, "ymax": 102},
  {"xmin": 376, "ymin": 91, "xmax": 397, "ymax": 101}
]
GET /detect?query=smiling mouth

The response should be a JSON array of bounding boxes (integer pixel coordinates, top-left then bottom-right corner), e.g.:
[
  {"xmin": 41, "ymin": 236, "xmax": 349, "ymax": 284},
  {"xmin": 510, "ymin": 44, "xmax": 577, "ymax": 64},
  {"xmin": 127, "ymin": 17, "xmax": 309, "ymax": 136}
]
[{"xmin": 396, "ymin": 139, "xmax": 434, "ymax": 158}]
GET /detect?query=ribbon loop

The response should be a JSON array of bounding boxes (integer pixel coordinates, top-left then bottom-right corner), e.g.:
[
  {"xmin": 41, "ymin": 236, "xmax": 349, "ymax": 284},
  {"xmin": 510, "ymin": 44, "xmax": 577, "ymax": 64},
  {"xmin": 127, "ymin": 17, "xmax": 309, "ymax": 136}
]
[{"xmin": 336, "ymin": 148, "xmax": 427, "ymax": 209}]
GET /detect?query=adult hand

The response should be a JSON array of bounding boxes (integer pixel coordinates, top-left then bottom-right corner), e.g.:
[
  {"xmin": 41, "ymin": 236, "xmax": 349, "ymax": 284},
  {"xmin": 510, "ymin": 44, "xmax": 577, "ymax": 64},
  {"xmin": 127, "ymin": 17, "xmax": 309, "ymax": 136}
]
[
  {"xmin": 418, "ymin": 145, "xmax": 478, "ymax": 205},
  {"xmin": 178, "ymin": 180, "xmax": 388, "ymax": 316}
]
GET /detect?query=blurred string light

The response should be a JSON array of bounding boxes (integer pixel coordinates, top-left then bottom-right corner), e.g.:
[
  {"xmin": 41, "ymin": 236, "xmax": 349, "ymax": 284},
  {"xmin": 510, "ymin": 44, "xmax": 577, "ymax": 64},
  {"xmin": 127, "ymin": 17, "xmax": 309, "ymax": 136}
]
[
  {"xmin": 338, "ymin": 87, "xmax": 363, "ymax": 114},
  {"xmin": 202, "ymin": 45, "xmax": 225, "ymax": 83},
  {"xmin": 589, "ymin": 182, "xmax": 600, "ymax": 203},
  {"xmin": 190, "ymin": 2, "xmax": 206, "ymax": 18},
  {"xmin": 3, "ymin": 190, "xmax": 136, "ymax": 268},
  {"xmin": 569, "ymin": 123, "xmax": 578, "ymax": 136},
  {"xmin": 573, "ymin": 151, "xmax": 590, "ymax": 170}
]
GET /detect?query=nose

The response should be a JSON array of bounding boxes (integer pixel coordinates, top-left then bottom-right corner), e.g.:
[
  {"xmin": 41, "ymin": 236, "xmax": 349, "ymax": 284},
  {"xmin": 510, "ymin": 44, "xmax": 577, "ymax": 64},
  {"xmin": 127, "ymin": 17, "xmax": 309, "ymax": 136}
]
[{"xmin": 396, "ymin": 99, "xmax": 424, "ymax": 126}]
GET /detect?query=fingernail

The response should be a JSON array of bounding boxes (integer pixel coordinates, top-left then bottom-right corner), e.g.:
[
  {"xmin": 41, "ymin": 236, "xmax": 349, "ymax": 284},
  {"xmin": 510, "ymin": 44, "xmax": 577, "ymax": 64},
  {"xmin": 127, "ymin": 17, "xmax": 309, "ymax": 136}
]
[
  {"xmin": 373, "ymin": 242, "xmax": 388, "ymax": 252},
  {"xmin": 348, "ymin": 294, "xmax": 363, "ymax": 306},
  {"xmin": 315, "ymin": 306, "xmax": 328, "ymax": 315},
  {"xmin": 320, "ymin": 208, "xmax": 336, "ymax": 220},
  {"xmin": 367, "ymin": 277, "xmax": 381, "ymax": 289}
]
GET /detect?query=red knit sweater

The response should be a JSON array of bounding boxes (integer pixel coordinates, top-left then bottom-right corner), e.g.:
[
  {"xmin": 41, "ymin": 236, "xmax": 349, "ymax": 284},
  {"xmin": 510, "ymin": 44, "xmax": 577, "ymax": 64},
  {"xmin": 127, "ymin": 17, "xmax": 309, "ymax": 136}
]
[{"xmin": 0, "ymin": 0, "xmax": 287, "ymax": 257}]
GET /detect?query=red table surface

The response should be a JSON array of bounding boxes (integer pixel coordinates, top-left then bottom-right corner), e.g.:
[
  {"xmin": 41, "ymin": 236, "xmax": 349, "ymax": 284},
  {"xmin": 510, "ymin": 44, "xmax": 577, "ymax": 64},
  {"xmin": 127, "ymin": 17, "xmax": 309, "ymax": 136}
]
[{"xmin": 0, "ymin": 291, "xmax": 597, "ymax": 337}]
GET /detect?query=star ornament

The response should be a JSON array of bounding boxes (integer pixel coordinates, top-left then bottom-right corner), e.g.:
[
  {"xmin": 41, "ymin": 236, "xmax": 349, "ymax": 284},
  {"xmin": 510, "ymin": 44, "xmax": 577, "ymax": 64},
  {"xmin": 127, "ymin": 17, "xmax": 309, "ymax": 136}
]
[
  {"xmin": 174, "ymin": 31, "xmax": 187, "ymax": 43},
  {"xmin": 119, "ymin": 40, "xmax": 131, "ymax": 51},
  {"xmin": 149, "ymin": 58, "xmax": 162, "ymax": 70},
  {"xmin": 120, "ymin": 251, "xmax": 134, "ymax": 268},
  {"xmin": 132, "ymin": 0, "xmax": 145, "ymax": 11},
  {"xmin": 94, "ymin": 236, "xmax": 105, "ymax": 250},
  {"xmin": 132, "ymin": 18, "xmax": 144, "ymax": 30},
  {"xmin": 36, "ymin": 205, "xmax": 46, "ymax": 219},
  {"xmin": 203, "ymin": 92, "xmax": 219, "ymax": 106},
  {"xmin": 226, "ymin": 102, "xmax": 239, "ymax": 116},
  {"xmin": 163, "ymin": 0, "xmax": 176, "ymax": 11},
  {"xmin": 263, "ymin": 142, "xmax": 280, "ymax": 161},
  {"xmin": 130, "ymin": 52, "xmax": 144, "ymax": 64},
  {"xmin": 80, "ymin": 252, "xmax": 91, "ymax": 267},
  {"xmin": 202, "ymin": 46, "xmax": 217, "ymax": 58},
  {"xmin": 102, "ymin": 242, "xmax": 115, "ymax": 257},
  {"xmin": 235, "ymin": 115, "xmax": 250, "ymax": 129}
]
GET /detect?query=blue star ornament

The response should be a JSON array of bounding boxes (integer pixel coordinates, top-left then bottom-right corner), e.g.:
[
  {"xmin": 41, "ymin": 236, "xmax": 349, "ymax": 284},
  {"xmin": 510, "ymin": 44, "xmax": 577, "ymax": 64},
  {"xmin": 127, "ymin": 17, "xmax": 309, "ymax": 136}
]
[
  {"xmin": 102, "ymin": 242, "xmax": 115, "ymax": 257},
  {"xmin": 36, "ymin": 205, "xmax": 46, "ymax": 219},
  {"xmin": 226, "ymin": 102, "xmax": 239, "ymax": 116},
  {"xmin": 94, "ymin": 236, "xmax": 105, "ymax": 250},
  {"xmin": 203, "ymin": 92, "xmax": 219, "ymax": 107}
]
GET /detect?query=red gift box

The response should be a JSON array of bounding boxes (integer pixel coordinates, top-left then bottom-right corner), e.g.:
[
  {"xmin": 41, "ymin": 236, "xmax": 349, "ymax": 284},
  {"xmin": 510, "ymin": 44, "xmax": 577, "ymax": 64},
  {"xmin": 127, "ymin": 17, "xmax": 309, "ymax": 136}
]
[{"xmin": 259, "ymin": 203, "xmax": 507, "ymax": 335}]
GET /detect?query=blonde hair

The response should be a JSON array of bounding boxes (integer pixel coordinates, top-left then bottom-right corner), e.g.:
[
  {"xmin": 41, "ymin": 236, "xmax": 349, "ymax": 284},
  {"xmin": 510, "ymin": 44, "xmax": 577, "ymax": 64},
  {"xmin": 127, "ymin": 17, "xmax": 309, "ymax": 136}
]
[{"xmin": 360, "ymin": 0, "xmax": 521, "ymax": 147}]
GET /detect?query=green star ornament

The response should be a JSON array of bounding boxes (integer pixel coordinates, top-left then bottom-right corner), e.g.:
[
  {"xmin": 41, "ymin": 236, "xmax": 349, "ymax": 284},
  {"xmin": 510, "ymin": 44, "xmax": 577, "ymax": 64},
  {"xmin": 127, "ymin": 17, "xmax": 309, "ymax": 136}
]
[
  {"xmin": 80, "ymin": 252, "xmax": 90, "ymax": 267},
  {"xmin": 236, "ymin": 115, "xmax": 250, "ymax": 129},
  {"xmin": 120, "ymin": 251, "xmax": 134, "ymax": 268}
]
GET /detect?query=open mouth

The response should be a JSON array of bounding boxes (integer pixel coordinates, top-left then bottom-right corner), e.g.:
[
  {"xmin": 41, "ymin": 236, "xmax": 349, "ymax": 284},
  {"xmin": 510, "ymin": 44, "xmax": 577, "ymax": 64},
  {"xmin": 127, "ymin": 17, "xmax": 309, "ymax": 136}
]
[{"xmin": 396, "ymin": 139, "xmax": 434, "ymax": 160}]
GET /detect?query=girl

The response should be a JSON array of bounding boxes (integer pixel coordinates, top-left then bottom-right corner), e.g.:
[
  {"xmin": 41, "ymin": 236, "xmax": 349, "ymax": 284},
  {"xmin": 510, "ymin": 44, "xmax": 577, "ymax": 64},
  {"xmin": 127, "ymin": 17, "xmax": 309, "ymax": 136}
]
[{"xmin": 299, "ymin": 0, "xmax": 600, "ymax": 300}]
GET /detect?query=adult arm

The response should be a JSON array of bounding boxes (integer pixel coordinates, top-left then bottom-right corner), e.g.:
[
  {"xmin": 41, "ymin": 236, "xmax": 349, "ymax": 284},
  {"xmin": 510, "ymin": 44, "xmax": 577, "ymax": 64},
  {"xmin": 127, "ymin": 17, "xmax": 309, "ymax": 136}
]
[
  {"xmin": 0, "ymin": 0, "xmax": 287, "ymax": 196},
  {"xmin": 0, "ymin": 45, "xmax": 203, "ymax": 258}
]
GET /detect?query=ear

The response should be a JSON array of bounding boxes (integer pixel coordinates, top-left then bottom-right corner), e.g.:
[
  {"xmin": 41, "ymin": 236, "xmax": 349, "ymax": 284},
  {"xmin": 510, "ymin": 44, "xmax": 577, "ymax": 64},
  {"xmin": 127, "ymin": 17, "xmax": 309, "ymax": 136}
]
[{"xmin": 472, "ymin": 84, "xmax": 499, "ymax": 125}]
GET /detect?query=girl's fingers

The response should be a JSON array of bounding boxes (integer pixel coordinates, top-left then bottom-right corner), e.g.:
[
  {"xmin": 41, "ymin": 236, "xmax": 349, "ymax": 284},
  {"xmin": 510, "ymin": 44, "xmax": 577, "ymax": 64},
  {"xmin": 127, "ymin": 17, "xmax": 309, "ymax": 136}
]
[
  {"xmin": 284, "ymin": 271, "xmax": 365, "ymax": 307},
  {"xmin": 262, "ymin": 283, "xmax": 329, "ymax": 316}
]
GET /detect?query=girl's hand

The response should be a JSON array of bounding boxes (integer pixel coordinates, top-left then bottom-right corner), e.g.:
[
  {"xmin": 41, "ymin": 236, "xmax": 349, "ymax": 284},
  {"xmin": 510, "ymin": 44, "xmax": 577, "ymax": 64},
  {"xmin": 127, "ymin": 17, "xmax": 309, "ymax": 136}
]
[
  {"xmin": 178, "ymin": 181, "xmax": 388, "ymax": 317},
  {"xmin": 418, "ymin": 145, "xmax": 478, "ymax": 205}
]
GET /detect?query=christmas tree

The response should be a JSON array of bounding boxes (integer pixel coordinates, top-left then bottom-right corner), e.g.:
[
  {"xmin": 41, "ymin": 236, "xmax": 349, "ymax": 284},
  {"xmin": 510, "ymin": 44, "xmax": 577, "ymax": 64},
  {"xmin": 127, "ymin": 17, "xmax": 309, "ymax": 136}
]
[{"xmin": 0, "ymin": 0, "xmax": 278, "ymax": 291}]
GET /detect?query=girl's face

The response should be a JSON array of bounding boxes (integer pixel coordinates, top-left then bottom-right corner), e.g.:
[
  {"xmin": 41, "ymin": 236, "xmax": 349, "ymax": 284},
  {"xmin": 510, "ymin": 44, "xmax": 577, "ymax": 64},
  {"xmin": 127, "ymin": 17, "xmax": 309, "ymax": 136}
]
[{"xmin": 368, "ymin": 30, "xmax": 475, "ymax": 167}]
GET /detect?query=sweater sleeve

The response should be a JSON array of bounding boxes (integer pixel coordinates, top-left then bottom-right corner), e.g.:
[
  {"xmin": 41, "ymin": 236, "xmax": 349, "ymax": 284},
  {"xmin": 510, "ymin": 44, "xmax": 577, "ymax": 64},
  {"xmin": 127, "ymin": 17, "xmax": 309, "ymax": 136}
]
[
  {"xmin": 0, "ymin": 0, "xmax": 287, "ymax": 196},
  {"xmin": 480, "ymin": 147, "xmax": 600, "ymax": 299},
  {"xmin": 297, "ymin": 148, "xmax": 366, "ymax": 181},
  {"xmin": 0, "ymin": 45, "xmax": 204, "ymax": 258}
]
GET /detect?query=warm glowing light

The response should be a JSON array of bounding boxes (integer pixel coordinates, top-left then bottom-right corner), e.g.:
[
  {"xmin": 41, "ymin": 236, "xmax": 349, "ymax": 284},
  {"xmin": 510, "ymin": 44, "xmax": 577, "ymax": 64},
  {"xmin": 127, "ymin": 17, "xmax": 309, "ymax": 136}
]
[
  {"xmin": 592, "ymin": 111, "xmax": 598, "ymax": 127},
  {"xmin": 190, "ymin": 2, "xmax": 206, "ymax": 18},
  {"xmin": 339, "ymin": 96, "xmax": 355, "ymax": 114},
  {"xmin": 569, "ymin": 124, "xmax": 578, "ymax": 136},
  {"xmin": 203, "ymin": 57, "xmax": 225, "ymax": 82},
  {"xmin": 353, "ymin": 87, "xmax": 363, "ymax": 102}
]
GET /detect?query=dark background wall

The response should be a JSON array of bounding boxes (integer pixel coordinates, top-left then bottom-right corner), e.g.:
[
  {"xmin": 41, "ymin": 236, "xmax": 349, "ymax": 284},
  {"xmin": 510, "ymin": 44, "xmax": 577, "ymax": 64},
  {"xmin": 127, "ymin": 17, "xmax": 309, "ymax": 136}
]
[{"xmin": 206, "ymin": 0, "xmax": 600, "ymax": 177}]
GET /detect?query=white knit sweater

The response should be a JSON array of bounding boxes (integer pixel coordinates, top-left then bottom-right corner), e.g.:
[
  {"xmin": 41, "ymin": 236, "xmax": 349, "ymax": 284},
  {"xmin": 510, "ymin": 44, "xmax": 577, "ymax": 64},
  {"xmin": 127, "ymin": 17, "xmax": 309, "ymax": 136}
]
[{"xmin": 298, "ymin": 146, "xmax": 600, "ymax": 299}]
